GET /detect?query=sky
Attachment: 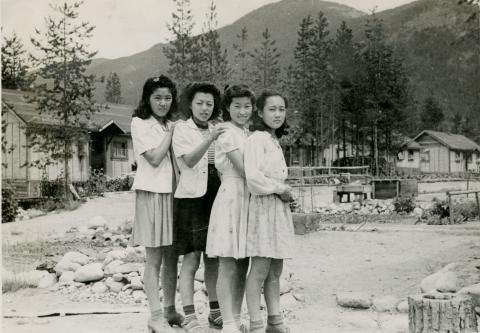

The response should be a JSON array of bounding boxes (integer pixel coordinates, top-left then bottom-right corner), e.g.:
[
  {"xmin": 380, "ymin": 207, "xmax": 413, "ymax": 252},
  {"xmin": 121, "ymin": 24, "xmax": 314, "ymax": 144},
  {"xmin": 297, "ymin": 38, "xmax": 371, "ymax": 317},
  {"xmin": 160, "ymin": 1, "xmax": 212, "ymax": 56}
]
[{"xmin": 2, "ymin": 0, "xmax": 417, "ymax": 59}]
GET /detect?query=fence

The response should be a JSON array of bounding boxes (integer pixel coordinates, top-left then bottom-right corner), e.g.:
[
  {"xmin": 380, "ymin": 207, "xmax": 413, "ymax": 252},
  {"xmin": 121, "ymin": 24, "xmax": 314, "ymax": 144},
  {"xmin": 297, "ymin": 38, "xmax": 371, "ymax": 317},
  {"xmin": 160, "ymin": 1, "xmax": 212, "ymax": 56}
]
[{"xmin": 287, "ymin": 166, "xmax": 370, "ymax": 212}]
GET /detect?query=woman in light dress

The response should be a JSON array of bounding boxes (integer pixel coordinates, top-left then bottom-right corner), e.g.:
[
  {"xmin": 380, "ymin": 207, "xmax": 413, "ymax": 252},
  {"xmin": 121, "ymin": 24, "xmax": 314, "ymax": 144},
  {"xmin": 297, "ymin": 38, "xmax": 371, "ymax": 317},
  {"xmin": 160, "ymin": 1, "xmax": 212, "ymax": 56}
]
[
  {"xmin": 244, "ymin": 90, "xmax": 295, "ymax": 333},
  {"xmin": 206, "ymin": 85, "xmax": 255, "ymax": 333}
]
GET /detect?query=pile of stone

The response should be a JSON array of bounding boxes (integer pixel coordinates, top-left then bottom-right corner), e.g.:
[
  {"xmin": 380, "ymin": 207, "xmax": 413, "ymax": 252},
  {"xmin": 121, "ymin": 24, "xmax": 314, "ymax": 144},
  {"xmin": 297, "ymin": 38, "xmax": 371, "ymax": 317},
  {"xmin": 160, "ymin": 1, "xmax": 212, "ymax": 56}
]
[
  {"xmin": 66, "ymin": 216, "xmax": 131, "ymax": 247},
  {"xmin": 312, "ymin": 200, "xmax": 396, "ymax": 216},
  {"xmin": 336, "ymin": 261, "xmax": 480, "ymax": 315}
]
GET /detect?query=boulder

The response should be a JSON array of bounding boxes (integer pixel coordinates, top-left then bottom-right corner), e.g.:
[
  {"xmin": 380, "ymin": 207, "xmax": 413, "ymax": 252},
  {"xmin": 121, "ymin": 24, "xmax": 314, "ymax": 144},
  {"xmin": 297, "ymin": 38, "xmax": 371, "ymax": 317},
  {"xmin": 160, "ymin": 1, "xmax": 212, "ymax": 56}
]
[
  {"xmin": 74, "ymin": 263, "xmax": 104, "ymax": 283},
  {"xmin": 132, "ymin": 290, "xmax": 146, "ymax": 302},
  {"xmin": 336, "ymin": 292, "xmax": 372, "ymax": 309},
  {"xmin": 104, "ymin": 250, "xmax": 127, "ymax": 265},
  {"xmin": 112, "ymin": 273, "xmax": 124, "ymax": 282},
  {"xmin": 106, "ymin": 263, "xmax": 142, "ymax": 275},
  {"xmin": 105, "ymin": 277, "xmax": 124, "ymax": 293},
  {"xmin": 396, "ymin": 300, "xmax": 409, "ymax": 313},
  {"xmin": 37, "ymin": 273, "xmax": 57, "ymax": 288},
  {"xmin": 59, "ymin": 271, "xmax": 75, "ymax": 284},
  {"xmin": 130, "ymin": 276, "xmax": 143, "ymax": 290},
  {"xmin": 91, "ymin": 281, "xmax": 108, "ymax": 294},
  {"xmin": 372, "ymin": 295, "xmax": 399, "ymax": 312},
  {"xmin": 87, "ymin": 216, "xmax": 108, "ymax": 229},
  {"xmin": 435, "ymin": 271, "xmax": 459, "ymax": 293},
  {"xmin": 412, "ymin": 207, "xmax": 423, "ymax": 217},
  {"xmin": 103, "ymin": 260, "xmax": 124, "ymax": 275},
  {"xmin": 458, "ymin": 283, "xmax": 480, "ymax": 307},
  {"xmin": 54, "ymin": 259, "xmax": 82, "ymax": 276}
]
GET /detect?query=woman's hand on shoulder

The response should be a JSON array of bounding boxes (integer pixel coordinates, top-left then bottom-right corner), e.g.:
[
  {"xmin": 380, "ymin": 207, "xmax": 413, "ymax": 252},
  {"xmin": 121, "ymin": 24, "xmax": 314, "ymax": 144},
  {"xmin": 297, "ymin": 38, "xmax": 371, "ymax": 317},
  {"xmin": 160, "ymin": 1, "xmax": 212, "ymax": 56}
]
[{"xmin": 209, "ymin": 123, "xmax": 228, "ymax": 141}]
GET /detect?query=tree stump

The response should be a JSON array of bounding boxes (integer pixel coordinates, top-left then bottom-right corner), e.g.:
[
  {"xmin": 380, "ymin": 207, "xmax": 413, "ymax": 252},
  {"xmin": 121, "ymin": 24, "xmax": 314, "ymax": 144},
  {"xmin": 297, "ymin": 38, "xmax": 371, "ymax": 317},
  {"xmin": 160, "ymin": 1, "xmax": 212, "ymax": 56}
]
[{"xmin": 408, "ymin": 294, "xmax": 478, "ymax": 332}]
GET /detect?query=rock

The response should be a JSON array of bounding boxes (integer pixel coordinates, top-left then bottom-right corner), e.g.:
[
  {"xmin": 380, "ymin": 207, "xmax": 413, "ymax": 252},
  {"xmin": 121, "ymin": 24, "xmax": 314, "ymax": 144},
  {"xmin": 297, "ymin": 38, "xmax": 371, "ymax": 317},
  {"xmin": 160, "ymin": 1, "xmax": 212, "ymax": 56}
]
[
  {"xmin": 104, "ymin": 250, "xmax": 127, "ymax": 265},
  {"xmin": 132, "ymin": 290, "xmax": 146, "ymax": 302},
  {"xmin": 74, "ymin": 263, "xmax": 104, "ymax": 283},
  {"xmin": 130, "ymin": 276, "xmax": 143, "ymax": 290},
  {"xmin": 435, "ymin": 271, "xmax": 459, "ymax": 293},
  {"xmin": 372, "ymin": 295, "xmax": 399, "ymax": 312},
  {"xmin": 91, "ymin": 282, "xmax": 108, "ymax": 294},
  {"xmin": 54, "ymin": 259, "xmax": 82, "ymax": 276},
  {"xmin": 396, "ymin": 300, "xmax": 409, "ymax": 313},
  {"xmin": 128, "ymin": 271, "xmax": 139, "ymax": 278},
  {"xmin": 105, "ymin": 277, "xmax": 124, "ymax": 293},
  {"xmin": 59, "ymin": 271, "xmax": 75, "ymax": 284},
  {"xmin": 103, "ymin": 260, "xmax": 124, "ymax": 275},
  {"xmin": 458, "ymin": 283, "xmax": 480, "ymax": 307},
  {"xmin": 112, "ymin": 273, "xmax": 124, "ymax": 282},
  {"xmin": 63, "ymin": 252, "xmax": 90, "ymax": 265},
  {"xmin": 412, "ymin": 207, "xmax": 423, "ymax": 217},
  {"xmin": 336, "ymin": 292, "xmax": 372, "ymax": 309},
  {"xmin": 87, "ymin": 216, "xmax": 108, "ymax": 229},
  {"xmin": 106, "ymin": 263, "xmax": 142, "ymax": 275},
  {"xmin": 420, "ymin": 271, "xmax": 443, "ymax": 294},
  {"xmin": 38, "ymin": 273, "xmax": 57, "ymax": 288}
]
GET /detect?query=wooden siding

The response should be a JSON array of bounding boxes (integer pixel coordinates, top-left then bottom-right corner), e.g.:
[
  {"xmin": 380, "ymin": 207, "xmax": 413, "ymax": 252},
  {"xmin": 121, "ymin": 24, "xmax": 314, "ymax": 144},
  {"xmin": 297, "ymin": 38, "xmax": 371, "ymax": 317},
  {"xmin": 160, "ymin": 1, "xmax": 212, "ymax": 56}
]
[
  {"xmin": 105, "ymin": 136, "xmax": 134, "ymax": 178},
  {"xmin": 417, "ymin": 134, "xmax": 450, "ymax": 173},
  {"xmin": 396, "ymin": 150, "xmax": 420, "ymax": 169}
]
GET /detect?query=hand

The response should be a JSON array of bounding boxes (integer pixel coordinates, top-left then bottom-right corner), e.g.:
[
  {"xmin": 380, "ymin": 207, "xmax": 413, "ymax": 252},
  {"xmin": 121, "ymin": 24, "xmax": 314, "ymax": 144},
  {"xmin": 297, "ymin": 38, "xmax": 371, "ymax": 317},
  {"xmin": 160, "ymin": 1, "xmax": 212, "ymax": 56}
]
[
  {"xmin": 209, "ymin": 124, "xmax": 227, "ymax": 141},
  {"xmin": 168, "ymin": 121, "xmax": 177, "ymax": 133},
  {"xmin": 278, "ymin": 191, "xmax": 294, "ymax": 203}
]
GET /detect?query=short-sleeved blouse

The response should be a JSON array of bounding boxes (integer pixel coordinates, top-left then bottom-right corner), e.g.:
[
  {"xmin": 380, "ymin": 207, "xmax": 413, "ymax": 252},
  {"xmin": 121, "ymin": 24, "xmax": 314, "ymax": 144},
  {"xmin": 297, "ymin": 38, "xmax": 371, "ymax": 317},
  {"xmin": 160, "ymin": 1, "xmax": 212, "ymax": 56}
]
[
  {"xmin": 215, "ymin": 122, "xmax": 249, "ymax": 177},
  {"xmin": 244, "ymin": 131, "xmax": 289, "ymax": 195},
  {"xmin": 131, "ymin": 116, "xmax": 173, "ymax": 193}
]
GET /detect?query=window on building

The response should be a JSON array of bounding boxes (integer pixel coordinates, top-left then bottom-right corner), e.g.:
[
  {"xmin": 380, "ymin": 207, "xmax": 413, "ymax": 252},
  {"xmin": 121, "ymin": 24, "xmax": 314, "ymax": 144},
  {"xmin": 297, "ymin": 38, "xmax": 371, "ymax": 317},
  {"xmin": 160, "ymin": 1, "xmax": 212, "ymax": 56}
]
[
  {"xmin": 408, "ymin": 150, "xmax": 414, "ymax": 161},
  {"xmin": 421, "ymin": 150, "xmax": 430, "ymax": 162},
  {"xmin": 111, "ymin": 141, "xmax": 128, "ymax": 160},
  {"xmin": 466, "ymin": 153, "xmax": 473, "ymax": 164},
  {"xmin": 455, "ymin": 151, "xmax": 461, "ymax": 163},
  {"xmin": 397, "ymin": 151, "xmax": 404, "ymax": 160}
]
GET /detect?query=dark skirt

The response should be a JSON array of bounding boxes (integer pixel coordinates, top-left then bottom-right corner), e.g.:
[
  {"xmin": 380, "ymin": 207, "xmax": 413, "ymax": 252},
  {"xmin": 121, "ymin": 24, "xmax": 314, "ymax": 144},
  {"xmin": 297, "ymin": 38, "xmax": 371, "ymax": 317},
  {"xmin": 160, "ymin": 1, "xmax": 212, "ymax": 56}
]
[{"xmin": 174, "ymin": 164, "xmax": 221, "ymax": 255}]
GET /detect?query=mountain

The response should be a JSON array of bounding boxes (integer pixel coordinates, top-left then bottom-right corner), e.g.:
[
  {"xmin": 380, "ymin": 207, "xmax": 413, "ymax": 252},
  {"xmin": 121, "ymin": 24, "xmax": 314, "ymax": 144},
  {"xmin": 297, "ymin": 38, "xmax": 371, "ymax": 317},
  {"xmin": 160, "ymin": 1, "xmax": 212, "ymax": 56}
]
[
  {"xmin": 87, "ymin": 0, "xmax": 365, "ymax": 105},
  {"xmin": 89, "ymin": 0, "xmax": 479, "ymax": 129}
]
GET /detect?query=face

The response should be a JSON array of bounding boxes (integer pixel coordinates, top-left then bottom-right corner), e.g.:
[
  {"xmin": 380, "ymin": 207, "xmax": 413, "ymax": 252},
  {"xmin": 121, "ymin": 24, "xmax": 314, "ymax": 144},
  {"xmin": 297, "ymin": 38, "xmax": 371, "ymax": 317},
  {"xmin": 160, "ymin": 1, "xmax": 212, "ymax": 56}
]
[
  {"xmin": 228, "ymin": 96, "xmax": 253, "ymax": 126},
  {"xmin": 259, "ymin": 95, "xmax": 286, "ymax": 130},
  {"xmin": 191, "ymin": 92, "xmax": 214, "ymax": 123},
  {"xmin": 149, "ymin": 87, "xmax": 172, "ymax": 118}
]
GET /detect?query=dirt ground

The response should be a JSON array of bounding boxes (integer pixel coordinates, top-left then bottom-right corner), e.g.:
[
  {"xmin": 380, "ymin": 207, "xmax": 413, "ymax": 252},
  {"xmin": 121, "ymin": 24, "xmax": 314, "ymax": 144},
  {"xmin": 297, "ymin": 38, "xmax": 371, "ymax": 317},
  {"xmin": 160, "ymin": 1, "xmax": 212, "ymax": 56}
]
[{"xmin": 2, "ymin": 192, "xmax": 480, "ymax": 333}]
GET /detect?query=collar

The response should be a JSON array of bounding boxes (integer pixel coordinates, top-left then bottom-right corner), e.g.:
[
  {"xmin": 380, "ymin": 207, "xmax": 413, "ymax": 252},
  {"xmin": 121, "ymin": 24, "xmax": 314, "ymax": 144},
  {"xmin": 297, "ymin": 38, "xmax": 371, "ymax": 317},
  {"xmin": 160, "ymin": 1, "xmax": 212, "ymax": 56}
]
[{"xmin": 185, "ymin": 117, "xmax": 212, "ymax": 130}]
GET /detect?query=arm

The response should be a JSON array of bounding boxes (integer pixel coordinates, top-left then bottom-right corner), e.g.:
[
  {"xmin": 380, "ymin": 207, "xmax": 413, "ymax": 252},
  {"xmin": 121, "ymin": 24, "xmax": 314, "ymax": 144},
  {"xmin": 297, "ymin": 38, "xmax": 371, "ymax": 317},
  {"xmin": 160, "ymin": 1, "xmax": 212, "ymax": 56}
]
[
  {"xmin": 142, "ymin": 127, "xmax": 174, "ymax": 167},
  {"xmin": 179, "ymin": 124, "xmax": 226, "ymax": 168},
  {"xmin": 226, "ymin": 149, "xmax": 245, "ymax": 177},
  {"xmin": 244, "ymin": 135, "xmax": 290, "ymax": 195}
]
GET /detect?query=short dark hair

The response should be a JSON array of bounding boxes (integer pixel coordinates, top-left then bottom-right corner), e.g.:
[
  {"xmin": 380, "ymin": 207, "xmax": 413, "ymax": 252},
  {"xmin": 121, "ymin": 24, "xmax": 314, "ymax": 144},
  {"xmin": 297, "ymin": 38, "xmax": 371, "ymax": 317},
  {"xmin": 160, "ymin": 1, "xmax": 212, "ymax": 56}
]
[
  {"xmin": 132, "ymin": 75, "xmax": 177, "ymax": 120},
  {"xmin": 251, "ymin": 90, "xmax": 289, "ymax": 138},
  {"xmin": 179, "ymin": 82, "xmax": 221, "ymax": 121},
  {"xmin": 222, "ymin": 84, "xmax": 256, "ymax": 121}
]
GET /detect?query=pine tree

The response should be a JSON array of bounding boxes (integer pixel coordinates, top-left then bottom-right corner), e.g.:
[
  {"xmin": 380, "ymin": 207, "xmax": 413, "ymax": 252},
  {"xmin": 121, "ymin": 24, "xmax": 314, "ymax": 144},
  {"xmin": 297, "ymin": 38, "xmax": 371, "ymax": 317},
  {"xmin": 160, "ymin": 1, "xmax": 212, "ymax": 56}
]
[
  {"xmin": 1, "ymin": 32, "xmax": 32, "ymax": 90},
  {"xmin": 451, "ymin": 113, "xmax": 463, "ymax": 134},
  {"xmin": 249, "ymin": 28, "xmax": 281, "ymax": 92},
  {"xmin": 199, "ymin": 0, "xmax": 229, "ymax": 87},
  {"xmin": 164, "ymin": 0, "xmax": 195, "ymax": 89},
  {"xmin": 232, "ymin": 27, "xmax": 250, "ymax": 83},
  {"xmin": 420, "ymin": 96, "xmax": 444, "ymax": 130},
  {"xmin": 28, "ymin": 1, "xmax": 98, "ymax": 200},
  {"xmin": 105, "ymin": 72, "xmax": 122, "ymax": 103}
]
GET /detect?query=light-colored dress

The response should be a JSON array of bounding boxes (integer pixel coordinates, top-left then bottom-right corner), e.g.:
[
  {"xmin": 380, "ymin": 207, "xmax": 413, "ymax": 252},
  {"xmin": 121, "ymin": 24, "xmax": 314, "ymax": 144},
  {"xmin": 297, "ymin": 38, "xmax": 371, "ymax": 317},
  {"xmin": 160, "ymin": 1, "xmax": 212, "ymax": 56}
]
[
  {"xmin": 244, "ymin": 131, "xmax": 294, "ymax": 259},
  {"xmin": 206, "ymin": 122, "xmax": 250, "ymax": 259}
]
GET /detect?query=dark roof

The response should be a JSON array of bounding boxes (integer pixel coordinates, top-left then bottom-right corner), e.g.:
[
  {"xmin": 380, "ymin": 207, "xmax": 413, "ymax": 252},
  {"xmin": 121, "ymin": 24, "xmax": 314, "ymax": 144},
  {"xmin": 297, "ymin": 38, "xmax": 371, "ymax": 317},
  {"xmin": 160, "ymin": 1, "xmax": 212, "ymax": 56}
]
[
  {"xmin": 2, "ymin": 89, "xmax": 133, "ymax": 134},
  {"xmin": 414, "ymin": 130, "xmax": 480, "ymax": 152},
  {"xmin": 400, "ymin": 139, "xmax": 422, "ymax": 150}
]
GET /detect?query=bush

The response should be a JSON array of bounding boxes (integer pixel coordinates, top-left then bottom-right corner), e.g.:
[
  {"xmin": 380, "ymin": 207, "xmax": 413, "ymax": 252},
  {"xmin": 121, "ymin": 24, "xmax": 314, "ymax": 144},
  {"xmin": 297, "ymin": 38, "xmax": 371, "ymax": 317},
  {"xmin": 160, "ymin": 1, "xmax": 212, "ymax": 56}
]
[
  {"xmin": 105, "ymin": 176, "xmax": 131, "ymax": 192},
  {"xmin": 393, "ymin": 195, "xmax": 415, "ymax": 214},
  {"xmin": 2, "ymin": 187, "xmax": 19, "ymax": 223},
  {"xmin": 40, "ymin": 176, "xmax": 64, "ymax": 198}
]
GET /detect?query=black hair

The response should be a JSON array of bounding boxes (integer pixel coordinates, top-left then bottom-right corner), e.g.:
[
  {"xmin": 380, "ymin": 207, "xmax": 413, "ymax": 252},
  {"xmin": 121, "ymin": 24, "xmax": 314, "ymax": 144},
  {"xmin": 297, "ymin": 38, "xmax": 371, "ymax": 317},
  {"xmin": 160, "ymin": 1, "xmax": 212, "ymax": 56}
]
[
  {"xmin": 251, "ymin": 90, "xmax": 289, "ymax": 138},
  {"xmin": 179, "ymin": 82, "xmax": 221, "ymax": 121},
  {"xmin": 221, "ymin": 84, "xmax": 256, "ymax": 121},
  {"xmin": 132, "ymin": 75, "xmax": 177, "ymax": 120}
]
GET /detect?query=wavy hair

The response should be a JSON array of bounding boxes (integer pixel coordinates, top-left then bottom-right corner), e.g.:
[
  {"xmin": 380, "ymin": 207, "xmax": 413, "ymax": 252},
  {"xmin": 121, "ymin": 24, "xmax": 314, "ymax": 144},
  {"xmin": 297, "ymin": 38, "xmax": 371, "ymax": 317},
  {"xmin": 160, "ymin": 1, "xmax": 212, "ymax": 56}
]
[
  {"xmin": 179, "ymin": 82, "xmax": 221, "ymax": 121},
  {"xmin": 132, "ymin": 75, "xmax": 177, "ymax": 120},
  {"xmin": 221, "ymin": 84, "xmax": 256, "ymax": 121},
  {"xmin": 251, "ymin": 90, "xmax": 289, "ymax": 138}
]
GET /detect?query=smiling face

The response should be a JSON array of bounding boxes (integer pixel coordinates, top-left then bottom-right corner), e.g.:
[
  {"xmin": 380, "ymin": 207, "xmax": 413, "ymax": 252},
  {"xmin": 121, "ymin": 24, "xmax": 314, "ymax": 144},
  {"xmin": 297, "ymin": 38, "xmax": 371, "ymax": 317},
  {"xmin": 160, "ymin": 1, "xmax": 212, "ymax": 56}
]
[
  {"xmin": 191, "ymin": 92, "xmax": 215, "ymax": 123},
  {"xmin": 259, "ymin": 95, "xmax": 286, "ymax": 130},
  {"xmin": 149, "ymin": 87, "xmax": 172, "ymax": 118},
  {"xmin": 228, "ymin": 96, "xmax": 253, "ymax": 127}
]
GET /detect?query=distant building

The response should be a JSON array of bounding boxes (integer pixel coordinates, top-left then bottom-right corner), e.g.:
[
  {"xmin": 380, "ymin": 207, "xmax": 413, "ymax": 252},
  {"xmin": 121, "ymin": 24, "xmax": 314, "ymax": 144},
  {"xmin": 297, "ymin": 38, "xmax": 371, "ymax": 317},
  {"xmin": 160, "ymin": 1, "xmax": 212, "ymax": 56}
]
[
  {"xmin": 2, "ymin": 89, "xmax": 135, "ymax": 198},
  {"xmin": 396, "ymin": 130, "xmax": 480, "ymax": 174}
]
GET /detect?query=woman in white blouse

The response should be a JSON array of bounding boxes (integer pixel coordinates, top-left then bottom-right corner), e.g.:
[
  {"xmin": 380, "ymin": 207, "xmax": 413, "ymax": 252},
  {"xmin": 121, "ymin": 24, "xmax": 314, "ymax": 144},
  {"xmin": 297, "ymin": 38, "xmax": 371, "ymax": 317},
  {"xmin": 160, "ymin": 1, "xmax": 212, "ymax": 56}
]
[
  {"xmin": 244, "ymin": 91, "xmax": 295, "ymax": 333},
  {"xmin": 172, "ymin": 82, "xmax": 227, "ymax": 332},
  {"xmin": 130, "ymin": 76, "xmax": 183, "ymax": 332}
]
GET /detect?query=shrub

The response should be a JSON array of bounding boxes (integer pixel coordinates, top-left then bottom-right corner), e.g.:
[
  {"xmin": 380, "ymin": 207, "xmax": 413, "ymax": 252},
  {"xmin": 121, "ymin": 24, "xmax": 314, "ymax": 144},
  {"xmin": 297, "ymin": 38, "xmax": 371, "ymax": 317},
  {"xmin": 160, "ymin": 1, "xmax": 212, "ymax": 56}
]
[
  {"xmin": 105, "ymin": 175, "xmax": 131, "ymax": 192},
  {"xmin": 2, "ymin": 187, "xmax": 18, "ymax": 223},
  {"xmin": 393, "ymin": 195, "xmax": 415, "ymax": 214},
  {"xmin": 40, "ymin": 176, "xmax": 64, "ymax": 198}
]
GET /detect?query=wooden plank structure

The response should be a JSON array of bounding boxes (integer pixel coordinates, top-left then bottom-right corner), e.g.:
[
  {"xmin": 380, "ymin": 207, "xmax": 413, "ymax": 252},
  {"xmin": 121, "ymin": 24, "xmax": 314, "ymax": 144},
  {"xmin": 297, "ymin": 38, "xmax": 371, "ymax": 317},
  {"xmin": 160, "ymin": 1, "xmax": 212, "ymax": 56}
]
[{"xmin": 446, "ymin": 189, "xmax": 480, "ymax": 224}]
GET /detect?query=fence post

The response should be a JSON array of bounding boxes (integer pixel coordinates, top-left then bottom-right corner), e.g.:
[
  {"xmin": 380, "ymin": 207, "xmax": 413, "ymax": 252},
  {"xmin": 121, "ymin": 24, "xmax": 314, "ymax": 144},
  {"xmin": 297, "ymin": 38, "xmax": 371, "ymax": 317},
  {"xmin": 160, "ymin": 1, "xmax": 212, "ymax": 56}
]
[
  {"xmin": 447, "ymin": 191, "xmax": 453, "ymax": 224},
  {"xmin": 476, "ymin": 192, "xmax": 480, "ymax": 220}
]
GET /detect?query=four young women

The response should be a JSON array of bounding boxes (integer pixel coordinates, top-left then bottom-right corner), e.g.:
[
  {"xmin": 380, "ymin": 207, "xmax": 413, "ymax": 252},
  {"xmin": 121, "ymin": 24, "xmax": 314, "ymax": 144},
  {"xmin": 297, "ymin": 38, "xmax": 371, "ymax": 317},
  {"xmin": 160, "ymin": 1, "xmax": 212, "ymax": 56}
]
[{"xmin": 131, "ymin": 77, "xmax": 293, "ymax": 333}]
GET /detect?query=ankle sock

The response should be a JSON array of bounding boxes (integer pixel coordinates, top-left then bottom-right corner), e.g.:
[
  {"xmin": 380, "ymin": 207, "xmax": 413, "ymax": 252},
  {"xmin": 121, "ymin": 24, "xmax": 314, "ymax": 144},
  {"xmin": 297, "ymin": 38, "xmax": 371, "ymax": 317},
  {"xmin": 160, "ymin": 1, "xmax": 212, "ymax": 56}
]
[
  {"xmin": 183, "ymin": 304, "xmax": 195, "ymax": 316},
  {"xmin": 250, "ymin": 319, "xmax": 264, "ymax": 330},
  {"xmin": 267, "ymin": 315, "xmax": 283, "ymax": 326},
  {"xmin": 150, "ymin": 308, "xmax": 162, "ymax": 320},
  {"xmin": 209, "ymin": 301, "xmax": 220, "ymax": 309}
]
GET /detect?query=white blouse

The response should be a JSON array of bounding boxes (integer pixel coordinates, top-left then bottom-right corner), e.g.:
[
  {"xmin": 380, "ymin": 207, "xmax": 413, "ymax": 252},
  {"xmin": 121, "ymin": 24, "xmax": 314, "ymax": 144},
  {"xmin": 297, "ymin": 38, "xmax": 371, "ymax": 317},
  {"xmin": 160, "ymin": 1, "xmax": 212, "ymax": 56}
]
[
  {"xmin": 244, "ymin": 131, "xmax": 289, "ymax": 195},
  {"xmin": 215, "ymin": 122, "xmax": 249, "ymax": 178},
  {"xmin": 131, "ymin": 116, "xmax": 173, "ymax": 193}
]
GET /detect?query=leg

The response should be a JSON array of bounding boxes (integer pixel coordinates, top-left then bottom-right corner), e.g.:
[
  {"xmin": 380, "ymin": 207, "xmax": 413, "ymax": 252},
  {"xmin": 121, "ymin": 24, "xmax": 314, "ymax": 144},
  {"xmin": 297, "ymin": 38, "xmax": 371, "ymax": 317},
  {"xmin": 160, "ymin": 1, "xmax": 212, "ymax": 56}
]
[
  {"xmin": 204, "ymin": 253, "xmax": 222, "ymax": 328},
  {"xmin": 246, "ymin": 257, "xmax": 272, "ymax": 332},
  {"xmin": 217, "ymin": 257, "xmax": 239, "ymax": 331},
  {"xmin": 179, "ymin": 251, "xmax": 202, "ymax": 331},
  {"xmin": 265, "ymin": 259, "xmax": 289, "ymax": 333},
  {"xmin": 233, "ymin": 258, "xmax": 249, "ymax": 332},
  {"xmin": 161, "ymin": 246, "xmax": 184, "ymax": 327},
  {"xmin": 144, "ymin": 247, "xmax": 164, "ymax": 332}
]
